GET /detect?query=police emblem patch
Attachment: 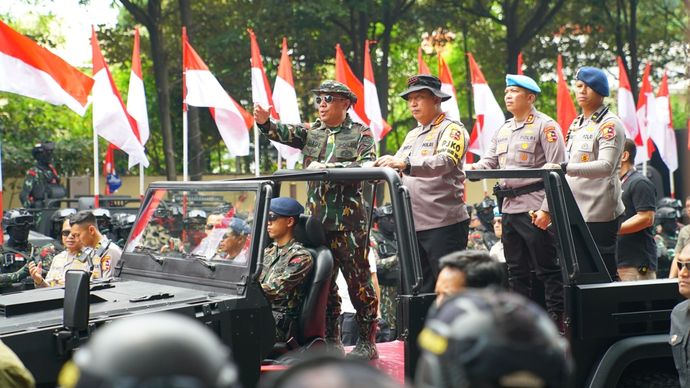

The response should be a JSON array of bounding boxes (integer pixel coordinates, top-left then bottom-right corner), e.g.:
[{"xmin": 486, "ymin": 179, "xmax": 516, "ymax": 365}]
[
  {"xmin": 600, "ymin": 123, "xmax": 616, "ymax": 140},
  {"xmin": 450, "ymin": 129, "xmax": 461, "ymax": 141},
  {"xmin": 520, "ymin": 153, "xmax": 528, "ymax": 161},
  {"xmin": 544, "ymin": 126, "xmax": 558, "ymax": 142},
  {"xmin": 581, "ymin": 154, "xmax": 590, "ymax": 162}
]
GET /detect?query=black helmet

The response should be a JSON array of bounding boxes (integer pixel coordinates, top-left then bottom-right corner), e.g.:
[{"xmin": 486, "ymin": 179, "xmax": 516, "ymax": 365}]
[
  {"xmin": 475, "ymin": 197, "xmax": 496, "ymax": 212},
  {"xmin": 373, "ymin": 204, "xmax": 393, "ymax": 220},
  {"xmin": 475, "ymin": 197, "xmax": 496, "ymax": 228},
  {"xmin": 416, "ymin": 289, "xmax": 572, "ymax": 388},
  {"xmin": 657, "ymin": 197, "xmax": 682, "ymax": 211},
  {"xmin": 656, "ymin": 206, "xmax": 678, "ymax": 221},
  {"xmin": 3, "ymin": 208, "xmax": 34, "ymax": 229},
  {"xmin": 59, "ymin": 313, "xmax": 239, "ymax": 388},
  {"xmin": 31, "ymin": 141, "xmax": 56, "ymax": 163},
  {"xmin": 92, "ymin": 208, "xmax": 112, "ymax": 233},
  {"xmin": 50, "ymin": 208, "xmax": 77, "ymax": 239}
]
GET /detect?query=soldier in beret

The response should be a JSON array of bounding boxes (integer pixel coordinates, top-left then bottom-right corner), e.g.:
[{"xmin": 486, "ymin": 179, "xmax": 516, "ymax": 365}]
[
  {"xmin": 259, "ymin": 197, "xmax": 313, "ymax": 343},
  {"xmin": 375, "ymin": 74, "xmax": 471, "ymax": 294},
  {"xmin": 254, "ymin": 81, "xmax": 379, "ymax": 359},
  {"xmin": 468, "ymin": 74, "xmax": 566, "ymax": 331},
  {"xmin": 544, "ymin": 66, "xmax": 626, "ymax": 281}
]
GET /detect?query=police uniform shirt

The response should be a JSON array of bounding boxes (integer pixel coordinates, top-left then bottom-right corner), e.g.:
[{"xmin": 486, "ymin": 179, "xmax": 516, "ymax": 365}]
[
  {"xmin": 617, "ymin": 169, "xmax": 657, "ymax": 270},
  {"xmin": 564, "ymin": 105, "xmax": 625, "ymax": 222},
  {"xmin": 671, "ymin": 299, "xmax": 690, "ymax": 387},
  {"xmin": 94, "ymin": 237, "xmax": 122, "ymax": 278},
  {"xmin": 41, "ymin": 249, "xmax": 91, "ymax": 287},
  {"xmin": 394, "ymin": 113, "xmax": 470, "ymax": 232},
  {"xmin": 473, "ymin": 107, "xmax": 566, "ymax": 214}
]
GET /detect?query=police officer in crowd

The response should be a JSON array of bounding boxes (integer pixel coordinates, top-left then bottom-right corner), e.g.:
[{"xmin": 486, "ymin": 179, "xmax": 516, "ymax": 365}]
[
  {"xmin": 259, "ymin": 197, "xmax": 313, "ymax": 343},
  {"xmin": 374, "ymin": 74, "xmax": 470, "ymax": 293},
  {"xmin": 468, "ymin": 74, "xmax": 566, "ymax": 329},
  {"xmin": 617, "ymin": 139, "xmax": 657, "ymax": 281},
  {"xmin": 214, "ymin": 218, "xmax": 251, "ymax": 263},
  {"xmin": 370, "ymin": 204, "xmax": 399, "ymax": 342},
  {"xmin": 670, "ymin": 244, "xmax": 690, "ymax": 387},
  {"xmin": 20, "ymin": 141, "xmax": 66, "ymax": 208},
  {"xmin": 545, "ymin": 67, "xmax": 626, "ymax": 280},
  {"xmin": 30, "ymin": 218, "xmax": 87, "ymax": 287},
  {"xmin": 0, "ymin": 209, "xmax": 55, "ymax": 291},
  {"xmin": 671, "ymin": 206, "xmax": 690, "ymax": 278},
  {"xmin": 254, "ymin": 81, "xmax": 379, "ymax": 359},
  {"xmin": 416, "ymin": 289, "xmax": 572, "ymax": 388},
  {"xmin": 69, "ymin": 210, "xmax": 122, "ymax": 279}
]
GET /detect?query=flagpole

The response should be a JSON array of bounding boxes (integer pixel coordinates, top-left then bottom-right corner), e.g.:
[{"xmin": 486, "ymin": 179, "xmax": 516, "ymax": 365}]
[
  {"xmin": 277, "ymin": 153, "xmax": 282, "ymax": 170},
  {"xmin": 93, "ymin": 129, "xmax": 100, "ymax": 208},
  {"xmin": 670, "ymin": 171, "xmax": 675, "ymax": 199},
  {"xmin": 182, "ymin": 27, "xmax": 189, "ymax": 182},
  {"xmin": 139, "ymin": 164, "xmax": 145, "ymax": 199},
  {"xmin": 254, "ymin": 124, "xmax": 260, "ymax": 177}
]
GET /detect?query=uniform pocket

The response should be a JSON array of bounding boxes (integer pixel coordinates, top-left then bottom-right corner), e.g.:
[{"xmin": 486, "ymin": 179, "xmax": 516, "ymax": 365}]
[{"xmin": 514, "ymin": 141, "xmax": 537, "ymax": 166}]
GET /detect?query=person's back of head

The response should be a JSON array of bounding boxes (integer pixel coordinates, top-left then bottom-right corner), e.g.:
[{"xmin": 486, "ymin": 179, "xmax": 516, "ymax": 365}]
[
  {"xmin": 261, "ymin": 353, "xmax": 401, "ymax": 388},
  {"xmin": 416, "ymin": 289, "xmax": 572, "ymax": 388},
  {"xmin": 439, "ymin": 250, "xmax": 505, "ymax": 289},
  {"xmin": 58, "ymin": 313, "xmax": 239, "ymax": 388},
  {"xmin": 622, "ymin": 138, "xmax": 637, "ymax": 166}
]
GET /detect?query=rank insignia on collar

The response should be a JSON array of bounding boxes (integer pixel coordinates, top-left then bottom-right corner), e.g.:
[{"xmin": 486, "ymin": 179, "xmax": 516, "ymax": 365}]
[
  {"xmin": 432, "ymin": 114, "xmax": 446, "ymax": 127},
  {"xmin": 525, "ymin": 114, "xmax": 535, "ymax": 124}
]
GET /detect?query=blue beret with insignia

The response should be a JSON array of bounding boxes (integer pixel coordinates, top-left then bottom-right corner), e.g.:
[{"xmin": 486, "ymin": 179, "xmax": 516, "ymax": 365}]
[
  {"xmin": 575, "ymin": 67, "xmax": 609, "ymax": 97},
  {"xmin": 228, "ymin": 217, "xmax": 250, "ymax": 235},
  {"xmin": 269, "ymin": 197, "xmax": 304, "ymax": 217},
  {"xmin": 506, "ymin": 74, "xmax": 541, "ymax": 94}
]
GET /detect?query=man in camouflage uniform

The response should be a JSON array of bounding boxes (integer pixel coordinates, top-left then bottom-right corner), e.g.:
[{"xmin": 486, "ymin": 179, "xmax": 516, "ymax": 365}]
[
  {"xmin": 260, "ymin": 197, "xmax": 313, "ymax": 343},
  {"xmin": 370, "ymin": 205, "xmax": 399, "ymax": 342},
  {"xmin": 136, "ymin": 205, "xmax": 184, "ymax": 253},
  {"xmin": 375, "ymin": 74, "xmax": 470, "ymax": 293},
  {"xmin": 20, "ymin": 141, "xmax": 66, "ymax": 208},
  {"xmin": 254, "ymin": 80, "xmax": 379, "ymax": 359},
  {"xmin": 469, "ymin": 74, "xmax": 566, "ymax": 330},
  {"xmin": 0, "ymin": 209, "xmax": 55, "ymax": 292}
]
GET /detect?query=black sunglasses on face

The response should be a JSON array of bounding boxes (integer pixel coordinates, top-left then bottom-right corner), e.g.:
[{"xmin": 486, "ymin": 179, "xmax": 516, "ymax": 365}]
[
  {"xmin": 315, "ymin": 95, "xmax": 346, "ymax": 105},
  {"xmin": 267, "ymin": 213, "xmax": 285, "ymax": 222},
  {"xmin": 677, "ymin": 261, "xmax": 690, "ymax": 272},
  {"xmin": 61, "ymin": 230, "xmax": 71, "ymax": 237}
]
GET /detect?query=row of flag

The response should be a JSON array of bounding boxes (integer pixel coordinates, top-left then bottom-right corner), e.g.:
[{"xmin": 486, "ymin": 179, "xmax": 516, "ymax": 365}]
[{"xmin": 0, "ymin": 20, "xmax": 685, "ymax": 201}]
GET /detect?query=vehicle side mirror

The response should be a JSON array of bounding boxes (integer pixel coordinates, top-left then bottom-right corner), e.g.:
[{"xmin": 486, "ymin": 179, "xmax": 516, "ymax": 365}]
[{"xmin": 63, "ymin": 270, "xmax": 90, "ymax": 331}]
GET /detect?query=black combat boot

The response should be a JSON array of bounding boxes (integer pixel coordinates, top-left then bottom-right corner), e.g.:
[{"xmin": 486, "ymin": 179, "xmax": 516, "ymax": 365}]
[
  {"xmin": 325, "ymin": 319, "xmax": 345, "ymax": 356},
  {"xmin": 346, "ymin": 321, "xmax": 379, "ymax": 360}
]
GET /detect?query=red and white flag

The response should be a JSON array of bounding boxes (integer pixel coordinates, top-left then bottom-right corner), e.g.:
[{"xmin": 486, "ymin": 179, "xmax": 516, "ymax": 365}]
[
  {"xmin": 91, "ymin": 27, "xmax": 148, "ymax": 168},
  {"xmin": 249, "ymin": 30, "xmax": 299, "ymax": 168},
  {"xmin": 467, "ymin": 53, "xmax": 505, "ymax": 158},
  {"xmin": 335, "ymin": 44, "xmax": 391, "ymax": 141},
  {"xmin": 636, "ymin": 62, "xmax": 658, "ymax": 162},
  {"xmin": 516, "ymin": 52, "xmax": 524, "ymax": 75},
  {"xmin": 271, "ymin": 37, "xmax": 302, "ymax": 168},
  {"xmin": 556, "ymin": 54, "xmax": 577, "ymax": 137},
  {"xmin": 438, "ymin": 52, "xmax": 461, "ymax": 121},
  {"xmin": 654, "ymin": 70, "xmax": 678, "ymax": 173},
  {"xmin": 418, "ymin": 47, "xmax": 431, "ymax": 75},
  {"xmin": 183, "ymin": 29, "xmax": 252, "ymax": 156},
  {"xmin": 0, "ymin": 19, "xmax": 93, "ymax": 115},
  {"xmin": 127, "ymin": 27, "xmax": 149, "ymax": 147},
  {"xmin": 617, "ymin": 57, "xmax": 641, "ymax": 144},
  {"xmin": 364, "ymin": 40, "xmax": 387, "ymax": 141}
]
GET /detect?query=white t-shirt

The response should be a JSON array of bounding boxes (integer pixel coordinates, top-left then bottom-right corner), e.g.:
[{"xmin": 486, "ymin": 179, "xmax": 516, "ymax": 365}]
[{"xmin": 336, "ymin": 248, "xmax": 377, "ymax": 314}]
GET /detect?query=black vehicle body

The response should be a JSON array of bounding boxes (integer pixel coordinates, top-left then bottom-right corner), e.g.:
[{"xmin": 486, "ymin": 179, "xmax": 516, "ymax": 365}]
[{"xmin": 0, "ymin": 168, "xmax": 680, "ymax": 387}]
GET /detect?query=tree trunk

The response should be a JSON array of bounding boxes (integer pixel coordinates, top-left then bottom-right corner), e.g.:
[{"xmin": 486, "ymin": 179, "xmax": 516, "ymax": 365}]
[
  {"xmin": 628, "ymin": 0, "xmax": 639, "ymax": 99},
  {"xmin": 179, "ymin": 0, "xmax": 203, "ymax": 181}
]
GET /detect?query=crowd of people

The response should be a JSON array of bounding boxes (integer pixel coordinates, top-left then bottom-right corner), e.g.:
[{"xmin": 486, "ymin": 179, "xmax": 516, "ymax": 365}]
[{"xmin": 1, "ymin": 66, "xmax": 689, "ymax": 387}]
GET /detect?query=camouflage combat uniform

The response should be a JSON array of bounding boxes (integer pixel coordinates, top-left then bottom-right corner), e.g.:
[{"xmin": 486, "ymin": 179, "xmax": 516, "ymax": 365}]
[
  {"xmin": 258, "ymin": 103, "xmax": 379, "ymax": 342},
  {"xmin": 260, "ymin": 239, "xmax": 313, "ymax": 341},
  {"xmin": 0, "ymin": 243, "xmax": 56, "ymax": 291},
  {"xmin": 370, "ymin": 229, "xmax": 398, "ymax": 341},
  {"xmin": 138, "ymin": 223, "xmax": 180, "ymax": 252},
  {"xmin": 19, "ymin": 164, "xmax": 62, "ymax": 208}
]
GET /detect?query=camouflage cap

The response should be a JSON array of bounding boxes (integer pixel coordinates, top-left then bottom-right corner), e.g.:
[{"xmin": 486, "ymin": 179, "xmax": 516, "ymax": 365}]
[{"xmin": 311, "ymin": 80, "xmax": 357, "ymax": 104}]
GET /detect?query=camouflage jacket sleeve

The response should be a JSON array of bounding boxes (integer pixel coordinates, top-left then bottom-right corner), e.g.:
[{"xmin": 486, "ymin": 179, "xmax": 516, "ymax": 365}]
[
  {"xmin": 258, "ymin": 119, "xmax": 309, "ymax": 150},
  {"xmin": 19, "ymin": 169, "xmax": 37, "ymax": 207},
  {"xmin": 261, "ymin": 250, "xmax": 313, "ymax": 301},
  {"xmin": 325, "ymin": 125, "xmax": 376, "ymax": 168},
  {"xmin": 0, "ymin": 244, "xmax": 55, "ymax": 285}
]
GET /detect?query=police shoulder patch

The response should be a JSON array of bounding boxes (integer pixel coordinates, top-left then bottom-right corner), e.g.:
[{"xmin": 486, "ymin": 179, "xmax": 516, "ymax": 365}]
[
  {"xmin": 544, "ymin": 126, "xmax": 558, "ymax": 143},
  {"xmin": 600, "ymin": 122, "xmax": 617, "ymax": 140}
]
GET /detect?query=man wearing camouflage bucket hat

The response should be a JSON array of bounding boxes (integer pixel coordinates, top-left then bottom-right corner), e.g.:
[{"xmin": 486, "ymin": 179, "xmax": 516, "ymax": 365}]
[
  {"xmin": 254, "ymin": 80, "xmax": 379, "ymax": 360},
  {"xmin": 375, "ymin": 74, "xmax": 471, "ymax": 294}
]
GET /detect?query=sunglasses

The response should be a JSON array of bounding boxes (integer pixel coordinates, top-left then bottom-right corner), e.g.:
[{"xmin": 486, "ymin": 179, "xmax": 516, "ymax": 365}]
[
  {"xmin": 677, "ymin": 261, "xmax": 690, "ymax": 272},
  {"xmin": 267, "ymin": 213, "xmax": 285, "ymax": 222},
  {"xmin": 205, "ymin": 224, "xmax": 215, "ymax": 229},
  {"xmin": 315, "ymin": 95, "xmax": 346, "ymax": 105},
  {"xmin": 61, "ymin": 230, "xmax": 71, "ymax": 237}
]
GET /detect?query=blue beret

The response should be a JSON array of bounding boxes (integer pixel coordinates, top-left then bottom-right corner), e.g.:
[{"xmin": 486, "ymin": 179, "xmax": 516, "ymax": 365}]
[
  {"xmin": 506, "ymin": 74, "xmax": 541, "ymax": 94},
  {"xmin": 269, "ymin": 197, "xmax": 304, "ymax": 217},
  {"xmin": 575, "ymin": 67, "xmax": 609, "ymax": 97},
  {"xmin": 228, "ymin": 217, "xmax": 250, "ymax": 235}
]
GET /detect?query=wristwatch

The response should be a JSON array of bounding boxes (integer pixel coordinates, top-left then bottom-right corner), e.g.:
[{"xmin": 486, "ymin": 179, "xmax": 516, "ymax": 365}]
[{"xmin": 403, "ymin": 157, "xmax": 411, "ymax": 175}]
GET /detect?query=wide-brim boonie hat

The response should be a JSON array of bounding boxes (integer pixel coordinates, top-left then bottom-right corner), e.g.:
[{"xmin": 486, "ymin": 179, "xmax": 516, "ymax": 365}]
[{"xmin": 399, "ymin": 74, "xmax": 451, "ymax": 102}]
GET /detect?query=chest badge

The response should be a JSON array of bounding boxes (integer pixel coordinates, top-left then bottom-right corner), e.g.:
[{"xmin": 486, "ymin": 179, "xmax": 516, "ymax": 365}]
[{"xmin": 581, "ymin": 154, "xmax": 590, "ymax": 162}]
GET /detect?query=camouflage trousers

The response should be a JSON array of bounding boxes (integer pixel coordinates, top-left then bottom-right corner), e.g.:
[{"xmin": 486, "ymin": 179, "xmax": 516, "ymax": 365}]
[
  {"xmin": 326, "ymin": 230, "xmax": 379, "ymax": 338},
  {"xmin": 380, "ymin": 284, "xmax": 398, "ymax": 335}
]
